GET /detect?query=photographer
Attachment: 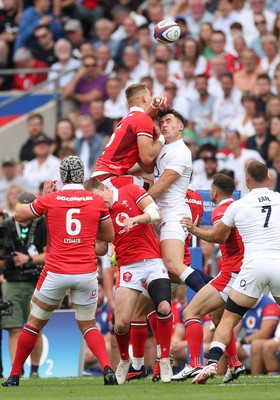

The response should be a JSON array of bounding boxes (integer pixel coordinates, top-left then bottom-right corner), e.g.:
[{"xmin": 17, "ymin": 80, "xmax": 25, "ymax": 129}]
[{"xmin": 0, "ymin": 192, "xmax": 47, "ymax": 378}]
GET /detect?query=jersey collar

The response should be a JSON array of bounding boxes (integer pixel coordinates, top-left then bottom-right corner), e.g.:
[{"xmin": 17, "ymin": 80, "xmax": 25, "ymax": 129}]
[
  {"xmin": 130, "ymin": 106, "xmax": 144, "ymax": 113},
  {"xmin": 218, "ymin": 198, "xmax": 234, "ymax": 206},
  {"xmin": 62, "ymin": 183, "xmax": 84, "ymax": 190},
  {"xmin": 113, "ymin": 188, "xmax": 119, "ymax": 204}
]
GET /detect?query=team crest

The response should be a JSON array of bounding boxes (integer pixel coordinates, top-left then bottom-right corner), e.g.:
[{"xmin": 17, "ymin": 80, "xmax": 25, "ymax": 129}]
[{"xmin": 123, "ymin": 271, "xmax": 133, "ymax": 282}]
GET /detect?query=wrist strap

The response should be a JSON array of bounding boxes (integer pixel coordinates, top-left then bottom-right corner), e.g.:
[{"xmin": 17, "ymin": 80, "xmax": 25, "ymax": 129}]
[{"xmin": 157, "ymin": 134, "xmax": 165, "ymax": 145}]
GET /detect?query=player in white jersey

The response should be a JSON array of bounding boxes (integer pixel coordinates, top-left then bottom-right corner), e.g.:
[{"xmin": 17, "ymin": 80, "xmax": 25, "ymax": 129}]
[
  {"xmin": 148, "ymin": 108, "xmax": 206, "ymax": 295},
  {"xmin": 188, "ymin": 160, "xmax": 280, "ymax": 384}
]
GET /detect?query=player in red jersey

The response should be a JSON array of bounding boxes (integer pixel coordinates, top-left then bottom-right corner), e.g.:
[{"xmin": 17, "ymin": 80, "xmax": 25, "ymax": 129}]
[
  {"xmin": 171, "ymin": 173, "xmax": 245, "ymax": 382},
  {"xmin": 91, "ymin": 82, "xmax": 166, "ymax": 190},
  {"xmin": 2, "ymin": 156, "xmax": 117, "ymax": 387},
  {"xmin": 84, "ymin": 178, "xmax": 173, "ymax": 384}
]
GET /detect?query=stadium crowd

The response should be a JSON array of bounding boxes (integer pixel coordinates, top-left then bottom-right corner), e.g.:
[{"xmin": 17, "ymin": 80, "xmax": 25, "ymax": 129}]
[{"xmin": 1, "ymin": 0, "xmax": 280, "ymax": 385}]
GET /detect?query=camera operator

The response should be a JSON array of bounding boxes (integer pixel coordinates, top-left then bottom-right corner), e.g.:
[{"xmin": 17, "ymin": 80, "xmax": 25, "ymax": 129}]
[{"xmin": 0, "ymin": 192, "xmax": 47, "ymax": 378}]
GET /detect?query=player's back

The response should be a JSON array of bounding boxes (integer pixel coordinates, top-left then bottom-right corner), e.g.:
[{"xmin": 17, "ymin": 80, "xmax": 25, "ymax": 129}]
[
  {"xmin": 95, "ymin": 111, "xmax": 154, "ymax": 176},
  {"xmin": 228, "ymin": 188, "xmax": 280, "ymax": 259},
  {"xmin": 32, "ymin": 188, "xmax": 109, "ymax": 273}
]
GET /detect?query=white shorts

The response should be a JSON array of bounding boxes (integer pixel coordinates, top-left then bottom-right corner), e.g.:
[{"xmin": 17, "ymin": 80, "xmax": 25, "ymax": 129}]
[
  {"xmin": 232, "ymin": 258, "xmax": 280, "ymax": 299},
  {"xmin": 118, "ymin": 258, "xmax": 169, "ymax": 291},
  {"xmin": 155, "ymin": 207, "xmax": 191, "ymax": 243},
  {"xmin": 35, "ymin": 271, "xmax": 98, "ymax": 306}
]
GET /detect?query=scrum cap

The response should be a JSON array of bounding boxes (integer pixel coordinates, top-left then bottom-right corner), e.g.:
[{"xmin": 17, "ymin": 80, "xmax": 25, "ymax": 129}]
[{"xmin": 60, "ymin": 156, "xmax": 84, "ymax": 184}]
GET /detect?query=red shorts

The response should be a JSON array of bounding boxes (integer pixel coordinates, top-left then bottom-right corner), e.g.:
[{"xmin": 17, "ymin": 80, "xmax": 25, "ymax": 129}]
[{"xmin": 210, "ymin": 271, "xmax": 238, "ymax": 302}]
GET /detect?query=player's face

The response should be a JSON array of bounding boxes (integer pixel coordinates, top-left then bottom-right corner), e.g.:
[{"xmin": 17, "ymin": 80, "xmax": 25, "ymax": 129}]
[
  {"xmin": 159, "ymin": 114, "xmax": 184, "ymax": 142},
  {"xmin": 91, "ymin": 188, "xmax": 113, "ymax": 209}
]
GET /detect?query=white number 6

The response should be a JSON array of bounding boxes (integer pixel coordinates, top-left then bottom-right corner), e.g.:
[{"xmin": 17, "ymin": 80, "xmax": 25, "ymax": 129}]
[{"xmin": 66, "ymin": 209, "xmax": 81, "ymax": 236}]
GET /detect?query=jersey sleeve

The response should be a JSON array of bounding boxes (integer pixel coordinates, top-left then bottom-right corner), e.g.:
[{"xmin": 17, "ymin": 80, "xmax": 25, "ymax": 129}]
[
  {"xmin": 262, "ymin": 304, "xmax": 280, "ymax": 320},
  {"xmin": 135, "ymin": 114, "xmax": 154, "ymax": 139},
  {"xmin": 30, "ymin": 194, "xmax": 48, "ymax": 216},
  {"xmin": 221, "ymin": 201, "xmax": 237, "ymax": 227},
  {"xmin": 129, "ymin": 184, "xmax": 149, "ymax": 205}
]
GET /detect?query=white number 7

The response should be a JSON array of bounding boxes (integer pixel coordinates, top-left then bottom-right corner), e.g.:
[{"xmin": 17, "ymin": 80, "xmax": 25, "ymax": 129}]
[{"xmin": 66, "ymin": 209, "xmax": 81, "ymax": 235}]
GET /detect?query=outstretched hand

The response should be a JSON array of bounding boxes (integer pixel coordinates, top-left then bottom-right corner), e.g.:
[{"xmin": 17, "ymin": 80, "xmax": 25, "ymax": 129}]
[
  {"xmin": 42, "ymin": 180, "xmax": 57, "ymax": 195},
  {"xmin": 180, "ymin": 216, "xmax": 193, "ymax": 232}
]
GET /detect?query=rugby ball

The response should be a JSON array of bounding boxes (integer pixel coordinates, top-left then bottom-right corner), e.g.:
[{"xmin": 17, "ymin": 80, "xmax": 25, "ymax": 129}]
[{"xmin": 154, "ymin": 20, "xmax": 181, "ymax": 44}]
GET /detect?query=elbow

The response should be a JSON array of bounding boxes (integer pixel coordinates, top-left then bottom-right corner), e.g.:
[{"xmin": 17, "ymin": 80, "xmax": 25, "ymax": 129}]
[{"xmin": 14, "ymin": 210, "xmax": 24, "ymax": 223}]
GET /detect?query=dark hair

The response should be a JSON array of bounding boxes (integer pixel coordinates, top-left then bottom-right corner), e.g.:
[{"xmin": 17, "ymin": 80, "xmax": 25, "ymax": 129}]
[
  {"xmin": 212, "ymin": 173, "xmax": 235, "ymax": 195},
  {"xmin": 257, "ymin": 73, "xmax": 271, "ymax": 82},
  {"xmin": 158, "ymin": 108, "xmax": 185, "ymax": 125},
  {"xmin": 219, "ymin": 168, "xmax": 235, "ymax": 181},
  {"xmin": 253, "ymin": 111, "xmax": 267, "ymax": 121},
  {"xmin": 218, "ymin": 71, "xmax": 233, "ymax": 81},
  {"xmin": 246, "ymin": 161, "xmax": 268, "ymax": 183}
]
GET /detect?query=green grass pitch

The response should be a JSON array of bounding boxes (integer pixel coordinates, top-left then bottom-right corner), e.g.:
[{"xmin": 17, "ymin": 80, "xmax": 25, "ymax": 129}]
[{"xmin": 1, "ymin": 375, "xmax": 280, "ymax": 400}]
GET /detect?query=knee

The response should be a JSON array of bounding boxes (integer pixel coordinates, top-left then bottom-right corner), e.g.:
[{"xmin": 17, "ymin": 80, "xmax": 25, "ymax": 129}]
[
  {"xmin": 115, "ymin": 317, "xmax": 130, "ymax": 334},
  {"xmin": 157, "ymin": 300, "xmax": 171, "ymax": 316},
  {"xmin": 265, "ymin": 339, "xmax": 278, "ymax": 354}
]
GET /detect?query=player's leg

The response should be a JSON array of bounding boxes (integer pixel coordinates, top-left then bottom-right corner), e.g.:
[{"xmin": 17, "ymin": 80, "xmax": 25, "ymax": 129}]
[
  {"xmin": 192, "ymin": 288, "xmax": 257, "ymax": 385},
  {"xmin": 262, "ymin": 338, "xmax": 280, "ymax": 374},
  {"xmin": 250, "ymin": 339, "xmax": 266, "ymax": 375},
  {"xmin": 171, "ymin": 283, "xmax": 224, "ymax": 381}
]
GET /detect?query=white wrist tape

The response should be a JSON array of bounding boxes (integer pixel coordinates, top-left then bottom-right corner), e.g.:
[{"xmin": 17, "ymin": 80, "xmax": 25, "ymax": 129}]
[
  {"xmin": 157, "ymin": 134, "xmax": 165, "ymax": 145},
  {"xmin": 143, "ymin": 202, "xmax": 160, "ymax": 222}
]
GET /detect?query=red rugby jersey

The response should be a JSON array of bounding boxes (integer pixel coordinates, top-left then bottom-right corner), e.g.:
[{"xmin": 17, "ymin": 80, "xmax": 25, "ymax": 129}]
[
  {"xmin": 95, "ymin": 110, "xmax": 154, "ymax": 176},
  {"xmin": 31, "ymin": 187, "xmax": 110, "ymax": 274},
  {"xmin": 111, "ymin": 184, "xmax": 161, "ymax": 267},
  {"xmin": 212, "ymin": 199, "xmax": 244, "ymax": 274}
]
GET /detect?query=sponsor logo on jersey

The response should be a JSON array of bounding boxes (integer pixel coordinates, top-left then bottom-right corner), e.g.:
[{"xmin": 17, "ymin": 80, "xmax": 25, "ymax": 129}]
[
  {"xmin": 123, "ymin": 271, "xmax": 133, "ymax": 282},
  {"xmin": 115, "ymin": 212, "xmax": 129, "ymax": 227},
  {"xmin": 56, "ymin": 196, "xmax": 93, "ymax": 201}
]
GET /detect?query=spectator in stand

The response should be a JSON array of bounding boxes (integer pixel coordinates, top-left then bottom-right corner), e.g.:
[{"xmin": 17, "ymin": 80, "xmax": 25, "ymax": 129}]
[
  {"xmin": 260, "ymin": 34, "xmax": 280, "ymax": 81},
  {"xmin": 188, "ymin": 74, "xmax": 216, "ymax": 141},
  {"xmin": 235, "ymin": 294, "xmax": 280, "ymax": 373},
  {"xmin": 122, "ymin": 46, "xmax": 149, "ymax": 83},
  {"xmin": 234, "ymin": 49, "xmax": 266, "ymax": 94},
  {"xmin": 19, "ymin": 113, "xmax": 50, "ymax": 162},
  {"xmin": 14, "ymin": 0, "xmax": 64, "ymax": 52},
  {"xmin": 232, "ymin": 33, "xmax": 246, "ymax": 71},
  {"xmin": 266, "ymin": 95, "xmax": 280, "ymax": 119},
  {"xmin": 89, "ymin": 99, "xmax": 114, "ymax": 141},
  {"xmin": 267, "ymin": 167, "xmax": 278, "ymax": 191},
  {"xmin": 271, "ymin": 150, "xmax": 280, "ymax": 192},
  {"xmin": 0, "ymin": 39, "xmax": 12, "ymax": 90},
  {"xmin": 0, "ymin": 157, "xmax": 32, "ymax": 207},
  {"xmin": 114, "ymin": 16, "xmax": 139, "ymax": 66},
  {"xmin": 163, "ymin": 81, "xmax": 191, "ymax": 121},
  {"xmin": 229, "ymin": 92, "xmax": 257, "ymax": 142},
  {"xmin": 256, "ymin": 73, "xmax": 273, "ymax": 114},
  {"xmin": 49, "ymin": 118, "xmax": 76, "ymax": 158},
  {"xmin": 182, "ymin": 37, "xmax": 207, "ymax": 75},
  {"xmin": 145, "ymin": 0, "xmax": 165, "ymax": 36},
  {"xmin": 64, "ymin": 19, "xmax": 86, "ymax": 59},
  {"xmin": 75, "ymin": 0, "xmax": 103, "ymax": 39},
  {"xmin": 74, "ymin": 114, "xmax": 105, "ymax": 177},
  {"xmin": 104, "ymin": 77, "xmax": 128, "ymax": 120},
  {"xmin": 96, "ymin": 44, "xmax": 114, "ymax": 76},
  {"xmin": 270, "ymin": 115, "xmax": 280, "ymax": 143},
  {"xmin": 191, "ymin": 152, "xmax": 219, "ymax": 190},
  {"xmin": 185, "ymin": 0, "xmax": 214, "ymax": 40},
  {"xmin": 223, "ymin": 130, "xmax": 265, "ymax": 191},
  {"xmin": 177, "ymin": 57, "xmax": 198, "ymax": 102},
  {"xmin": 153, "ymin": 43, "xmax": 183, "ymax": 82},
  {"xmin": 79, "ymin": 41, "xmax": 95, "ymax": 58},
  {"xmin": 212, "ymin": 72, "xmax": 243, "ymax": 132},
  {"xmin": 206, "ymin": 30, "xmax": 237, "ymax": 76},
  {"xmin": 46, "ymin": 39, "xmax": 81, "ymax": 91},
  {"xmin": 151, "ymin": 59, "xmax": 170, "ymax": 95},
  {"xmin": 93, "ymin": 18, "xmax": 119, "ymax": 58},
  {"xmin": 12, "ymin": 47, "xmax": 48, "ymax": 91},
  {"xmin": 207, "ymin": 55, "xmax": 227, "ymax": 98},
  {"xmin": 272, "ymin": 12, "xmax": 280, "ymax": 40},
  {"xmin": 199, "ymin": 22, "xmax": 214, "ymax": 59},
  {"xmin": 137, "ymin": 23, "xmax": 156, "ymax": 67},
  {"xmin": 250, "ymin": 13, "xmax": 269, "ymax": 58},
  {"xmin": 213, "ymin": 0, "xmax": 239, "ymax": 40},
  {"xmin": 247, "ymin": 112, "xmax": 274, "ymax": 163},
  {"xmin": 3, "ymin": 184, "xmax": 23, "ymax": 216},
  {"xmin": 62, "ymin": 54, "xmax": 108, "ymax": 115},
  {"xmin": 0, "ymin": 0, "xmax": 19, "ymax": 60},
  {"xmin": 23, "ymin": 135, "xmax": 61, "ymax": 194},
  {"xmin": 29, "ymin": 25, "xmax": 56, "ymax": 66}
]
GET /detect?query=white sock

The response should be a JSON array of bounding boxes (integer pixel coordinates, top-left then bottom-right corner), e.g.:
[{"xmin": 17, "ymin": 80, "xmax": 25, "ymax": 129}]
[
  {"xmin": 157, "ymin": 344, "xmax": 161, "ymax": 359},
  {"xmin": 179, "ymin": 267, "xmax": 194, "ymax": 283},
  {"xmin": 132, "ymin": 357, "xmax": 144, "ymax": 370}
]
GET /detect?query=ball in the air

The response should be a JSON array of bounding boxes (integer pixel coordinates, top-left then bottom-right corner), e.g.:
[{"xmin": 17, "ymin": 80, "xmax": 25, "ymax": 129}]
[{"xmin": 153, "ymin": 20, "xmax": 181, "ymax": 44}]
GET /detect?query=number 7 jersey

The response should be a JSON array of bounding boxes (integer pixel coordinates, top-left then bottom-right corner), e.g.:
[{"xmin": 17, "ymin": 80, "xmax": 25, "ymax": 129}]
[
  {"xmin": 30, "ymin": 185, "xmax": 111, "ymax": 274},
  {"xmin": 221, "ymin": 187, "xmax": 280, "ymax": 262}
]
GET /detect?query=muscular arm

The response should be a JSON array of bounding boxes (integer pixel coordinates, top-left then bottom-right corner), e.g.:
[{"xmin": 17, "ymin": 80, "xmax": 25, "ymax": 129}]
[
  {"xmin": 137, "ymin": 135, "xmax": 163, "ymax": 165},
  {"xmin": 14, "ymin": 204, "xmax": 37, "ymax": 223},
  {"xmin": 123, "ymin": 195, "xmax": 160, "ymax": 230},
  {"xmin": 96, "ymin": 217, "xmax": 115, "ymax": 242},
  {"xmin": 148, "ymin": 169, "xmax": 180, "ymax": 201},
  {"xmin": 245, "ymin": 319, "xmax": 279, "ymax": 344},
  {"xmin": 183, "ymin": 217, "xmax": 232, "ymax": 244}
]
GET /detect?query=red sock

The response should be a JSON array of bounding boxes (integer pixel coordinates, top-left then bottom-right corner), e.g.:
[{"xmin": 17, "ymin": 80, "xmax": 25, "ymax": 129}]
[
  {"xmin": 131, "ymin": 321, "xmax": 148, "ymax": 358},
  {"xmin": 185, "ymin": 318, "xmax": 203, "ymax": 367},
  {"xmin": 10, "ymin": 324, "xmax": 39, "ymax": 376},
  {"xmin": 157, "ymin": 313, "xmax": 173, "ymax": 359},
  {"xmin": 226, "ymin": 331, "xmax": 240, "ymax": 368},
  {"xmin": 84, "ymin": 327, "xmax": 112, "ymax": 371},
  {"xmin": 147, "ymin": 310, "xmax": 159, "ymax": 345},
  {"xmin": 114, "ymin": 327, "xmax": 130, "ymax": 360}
]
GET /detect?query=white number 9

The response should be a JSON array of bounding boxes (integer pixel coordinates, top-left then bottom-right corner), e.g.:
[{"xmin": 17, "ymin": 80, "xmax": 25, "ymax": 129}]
[{"xmin": 66, "ymin": 208, "xmax": 81, "ymax": 236}]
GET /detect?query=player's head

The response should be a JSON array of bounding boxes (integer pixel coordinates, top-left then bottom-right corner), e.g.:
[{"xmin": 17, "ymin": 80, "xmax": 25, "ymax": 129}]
[
  {"xmin": 60, "ymin": 155, "xmax": 84, "ymax": 184},
  {"xmin": 246, "ymin": 160, "xmax": 268, "ymax": 189},
  {"xmin": 125, "ymin": 82, "xmax": 151, "ymax": 108},
  {"xmin": 83, "ymin": 178, "xmax": 113, "ymax": 208},
  {"xmin": 158, "ymin": 108, "xmax": 185, "ymax": 142},
  {"xmin": 211, "ymin": 173, "xmax": 235, "ymax": 204}
]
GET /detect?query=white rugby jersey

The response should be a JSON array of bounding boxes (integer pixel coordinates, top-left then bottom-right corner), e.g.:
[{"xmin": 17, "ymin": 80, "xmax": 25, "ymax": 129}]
[
  {"xmin": 222, "ymin": 187, "xmax": 280, "ymax": 261},
  {"xmin": 154, "ymin": 138, "xmax": 192, "ymax": 213}
]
